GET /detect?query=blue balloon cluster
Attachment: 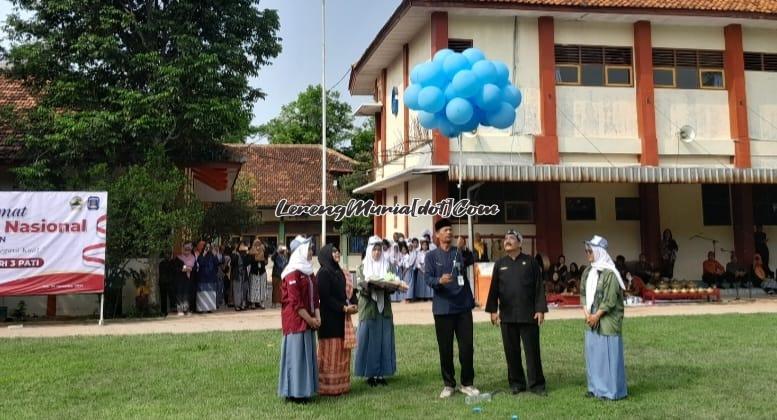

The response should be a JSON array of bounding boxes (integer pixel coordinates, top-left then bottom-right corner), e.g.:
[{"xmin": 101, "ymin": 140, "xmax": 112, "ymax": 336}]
[{"xmin": 405, "ymin": 47, "xmax": 522, "ymax": 138}]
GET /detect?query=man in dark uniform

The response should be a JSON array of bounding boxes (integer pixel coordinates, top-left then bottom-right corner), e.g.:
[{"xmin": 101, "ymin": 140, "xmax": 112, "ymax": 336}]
[
  {"xmin": 485, "ymin": 229, "xmax": 548, "ymax": 396},
  {"xmin": 424, "ymin": 218, "xmax": 480, "ymax": 399}
]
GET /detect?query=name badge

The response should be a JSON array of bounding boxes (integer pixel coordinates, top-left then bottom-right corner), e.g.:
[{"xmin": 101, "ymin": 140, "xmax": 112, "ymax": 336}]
[
  {"xmin": 457, "ymin": 275, "xmax": 465, "ymax": 286},
  {"xmin": 500, "ymin": 266, "xmax": 508, "ymax": 271}
]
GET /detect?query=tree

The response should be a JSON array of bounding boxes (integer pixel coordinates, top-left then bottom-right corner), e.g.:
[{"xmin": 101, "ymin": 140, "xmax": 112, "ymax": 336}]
[
  {"xmin": 258, "ymin": 85, "xmax": 353, "ymax": 148},
  {"xmin": 0, "ymin": 0, "xmax": 281, "ymax": 260},
  {"xmin": 201, "ymin": 172, "xmax": 262, "ymax": 242}
]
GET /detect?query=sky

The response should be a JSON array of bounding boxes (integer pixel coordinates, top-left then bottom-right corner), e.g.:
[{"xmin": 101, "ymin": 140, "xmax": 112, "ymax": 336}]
[{"xmin": 0, "ymin": 0, "xmax": 401, "ymax": 141}]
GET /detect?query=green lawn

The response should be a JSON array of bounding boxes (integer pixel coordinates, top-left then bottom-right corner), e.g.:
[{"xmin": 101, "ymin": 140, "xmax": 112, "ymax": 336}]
[{"xmin": 1, "ymin": 314, "xmax": 775, "ymax": 419}]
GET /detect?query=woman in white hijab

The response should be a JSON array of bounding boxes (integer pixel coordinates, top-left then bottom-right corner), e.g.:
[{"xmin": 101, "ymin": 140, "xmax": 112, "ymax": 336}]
[
  {"xmin": 580, "ymin": 235, "xmax": 628, "ymax": 401},
  {"xmin": 278, "ymin": 235, "xmax": 320, "ymax": 402},
  {"xmin": 354, "ymin": 236, "xmax": 407, "ymax": 387}
]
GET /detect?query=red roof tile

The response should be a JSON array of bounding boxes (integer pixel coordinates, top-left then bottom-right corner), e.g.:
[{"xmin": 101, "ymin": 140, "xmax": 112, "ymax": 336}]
[
  {"xmin": 0, "ymin": 75, "xmax": 36, "ymax": 160},
  {"xmin": 226, "ymin": 144, "xmax": 356, "ymax": 208},
  {"xmin": 418, "ymin": 0, "xmax": 777, "ymax": 15}
]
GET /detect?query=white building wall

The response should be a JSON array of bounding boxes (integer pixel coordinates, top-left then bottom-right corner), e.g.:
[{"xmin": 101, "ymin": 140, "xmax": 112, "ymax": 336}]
[
  {"xmin": 560, "ymin": 183, "xmax": 642, "ymax": 267},
  {"xmin": 658, "ymin": 184, "xmax": 734, "ymax": 281},
  {"xmin": 652, "ymin": 25, "xmax": 724, "ymax": 50},
  {"xmin": 408, "ymin": 177, "xmax": 434, "ymax": 238},
  {"xmin": 743, "ymin": 28, "xmax": 777, "ymax": 167},
  {"xmin": 654, "ymin": 90, "xmax": 733, "ymax": 163},
  {"xmin": 385, "ymin": 53, "xmax": 405, "ymax": 155}
]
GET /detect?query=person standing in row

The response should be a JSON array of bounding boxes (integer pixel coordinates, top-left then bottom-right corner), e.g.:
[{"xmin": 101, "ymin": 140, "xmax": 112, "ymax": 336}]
[
  {"xmin": 176, "ymin": 242, "xmax": 196, "ymax": 316},
  {"xmin": 424, "ymin": 219, "xmax": 479, "ymax": 399},
  {"xmin": 278, "ymin": 235, "xmax": 320, "ymax": 403},
  {"xmin": 581, "ymin": 235, "xmax": 628, "ymax": 401},
  {"xmin": 272, "ymin": 246, "xmax": 288, "ymax": 309},
  {"xmin": 316, "ymin": 244, "xmax": 358, "ymax": 396},
  {"xmin": 248, "ymin": 239, "xmax": 269, "ymax": 309},
  {"xmin": 230, "ymin": 243, "xmax": 249, "ymax": 311},
  {"xmin": 485, "ymin": 229, "xmax": 547, "ymax": 396},
  {"xmin": 195, "ymin": 243, "xmax": 220, "ymax": 313}
]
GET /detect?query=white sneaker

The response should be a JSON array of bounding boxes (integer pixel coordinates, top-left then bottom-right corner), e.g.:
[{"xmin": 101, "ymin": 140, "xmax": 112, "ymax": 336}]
[
  {"xmin": 459, "ymin": 386, "xmax": 480, "ymax": 397},
  {"xmin": 439, "ymin": 386, "xmax": 455, "ymax": 399}
]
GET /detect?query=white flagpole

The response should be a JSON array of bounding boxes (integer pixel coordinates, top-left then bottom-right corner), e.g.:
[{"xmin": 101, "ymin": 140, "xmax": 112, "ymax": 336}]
[
  {"xmin": 321, "ymin": 0, "xmax": 327, "ymax": 249},
  {"xmin": 98, "ymin": 293, "xmax": 104, "ymax": 326}
]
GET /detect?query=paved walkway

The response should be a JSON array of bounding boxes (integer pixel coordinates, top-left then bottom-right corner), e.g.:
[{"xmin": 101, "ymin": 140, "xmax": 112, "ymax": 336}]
[{"xmin": 2, "ymin": 299, "xmax": 777, "ymax": 338}]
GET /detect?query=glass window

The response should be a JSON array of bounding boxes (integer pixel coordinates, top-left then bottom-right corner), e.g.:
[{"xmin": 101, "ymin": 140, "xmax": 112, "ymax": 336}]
[
  {"xmin": 676, "ymin": 67, "xmax": 699, "ymax": 89},
  {"xmin": 606, "ymin": 66, "xmax": 631, "ymax": 86},
  {"xmin": 700, "ymin": 70, "xmax": 724, "ymax": 89},
  {"xmin": 581, "ymin": 64, "xmax": 604, "ymax": 86},
  {"xmin": 653, "ymin": 68, "xmax": 675, "ymax": 87},
  {"xmin": 566, "ymin": 197, "xmax": 596, "ymax": 221},
  {"xmin": 555, "ymin": 65, "xmax": 579, "ymax": 84}
]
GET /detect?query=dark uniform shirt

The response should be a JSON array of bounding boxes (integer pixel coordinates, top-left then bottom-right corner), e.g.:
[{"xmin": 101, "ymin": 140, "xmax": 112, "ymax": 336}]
[
  {"xmin": 485, "ymin": 252, "xmax": 548, "ymax": 323},
  {"xmin": 424, "ymin": 246, "xmax": 475, "ymax": 316}
]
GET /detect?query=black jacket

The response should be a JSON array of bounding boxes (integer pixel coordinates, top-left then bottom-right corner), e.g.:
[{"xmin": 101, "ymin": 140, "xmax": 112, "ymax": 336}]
[
  {"xmin": 485, "ymin": 252, "xmax": 548, "ymax": 323},
  {"xmin": 317, "ymin": 267, "xmax": 358, "ymax": 339}
]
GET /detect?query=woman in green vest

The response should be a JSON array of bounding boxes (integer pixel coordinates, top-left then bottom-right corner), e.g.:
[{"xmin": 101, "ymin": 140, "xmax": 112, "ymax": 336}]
[{"xmin": 581, "ymin": 235, "xmax": 628, "ymax": 400}]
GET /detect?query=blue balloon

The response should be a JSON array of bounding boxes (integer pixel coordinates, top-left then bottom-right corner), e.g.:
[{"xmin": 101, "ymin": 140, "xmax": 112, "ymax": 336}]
[
  {"xmin": 433, "ymin": 48, "xmax": 454, "ymax": 64},
  {"xmin": 417, "ymin": 86, "xmax": 446, "ymax": 113},
  {"xmin": 472, "ymin": 60, "xmax": 498, "ymax": 85},
  {"xmin": 475, "ymin": 83, "xmax": 502, "ymax": 113},
  {"xmin": 442, "ymin": 53, "xmax": 470, "ymax": 80},
  {"xmin": 456, "ymin": 110, "xmax": 481, "ymax": 133},
  {"xmin": 462, "ymin": 47, "xmax": 486, "ymax": 66},
  {"xmin": 417, "ymin": 110, "xmax": 439, "ymax": 129},
  {"xmin": 437, "ymin": 117, "xmax": 459, "ymax": 138},
  {"xmin": 487, "ymin": 102, "xmax": 517, "ymax": 129},
  {"xmin": 417, "ymin": 61, "xmax": 443, "ymax": 87},
  {"xmin": 451, "ymin": 70, "xmax": 481, "ymax": 98},
  {"xmin": 444, "ymin": 84, "xmax": 458, "ymax": 102},
  {"xmin": 410, "ymin": 66, "xmax": 421, "ymax": 84},
  {"xmin": 445, "ymin": 97, "xmax": 474, "ymax": 125},
  {"xmin": 493, "ymin": 61, "xmax": 510, "ymax": 87},
  {"xmin": 502, "ymin": 85, "xmax": 522, "ymax": 108},
  {"xmin": 404, "ymin": 84, "xmax": 422, "ymax": 110}
]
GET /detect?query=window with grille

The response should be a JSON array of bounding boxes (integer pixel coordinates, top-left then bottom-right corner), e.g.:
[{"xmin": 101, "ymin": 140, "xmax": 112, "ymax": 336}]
[
  {"xmin": 448, "ymin": 39, "xmax": 473, "ymax": 53},
  {"xmin": 744, "ymin": 52, "xmax": 777, "ymax": 72},
  {"xmin": 652, "ymin": 48, "xmax": 725, "ymax": 89},
  {"xmin": 555, "ymin": 45, "xmax": 633, "ymax": 87}
]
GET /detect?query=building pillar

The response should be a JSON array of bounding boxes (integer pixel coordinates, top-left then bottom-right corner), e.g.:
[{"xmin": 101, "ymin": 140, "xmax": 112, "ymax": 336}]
[
  {"xmin": 724, "ymin": 24, "xmax": 751, "ymax": 168},
  {"xmin": 732, "ymin": 184, "xmax": 755, "ymax": 265},
  {"xmin": 639, "ymin": 183, "xmax": 662, "ymax": 269},
  {"xmin": 634, "ymin": 21, "xmax": 659, "ymax": 166},
  {"xmin": 46, "ymin": 295, "xmax": 56, "ymax": 317},
  {"xmin": 374, "ymin": 190, "xmax": 385, "ymax": 238},
  {"xmin": 534, "ymin": 182, "xmax": 562, "ymax": 261},
  {"xmin": 536, "ymin": 17, "xmax": 559, "ymax": 164}
]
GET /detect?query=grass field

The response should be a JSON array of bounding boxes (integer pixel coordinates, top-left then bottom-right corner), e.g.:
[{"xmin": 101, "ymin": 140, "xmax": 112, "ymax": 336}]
[{"xmin": 1, "ymin": 314, "xmax": 775, "ymax": 419}]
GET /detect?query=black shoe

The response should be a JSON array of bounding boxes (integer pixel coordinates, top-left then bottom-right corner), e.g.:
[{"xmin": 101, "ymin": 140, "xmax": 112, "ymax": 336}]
[
  {"xmin": 531, "ymin": 389, "xmax": 547, "ymax": 397},
  {"xmin": 585, "ymin": 391, "xmax": 596, "ymax": 398},
  {"xmin": 511, "ymin": 386, "xmax": 526, "ymax": 395},
  {"xmin": 367, "ymin": 377, "xmax": 377, "ymax": 387},
  {"xmin": 377, "ymin": 377, "xmax": 388, "ymax": 386}
]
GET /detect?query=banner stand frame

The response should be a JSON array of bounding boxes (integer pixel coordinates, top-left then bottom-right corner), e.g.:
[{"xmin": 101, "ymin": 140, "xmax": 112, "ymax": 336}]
[{"xmin": 98, "ymin": 293, "xmax": 104, "ymax": 326}]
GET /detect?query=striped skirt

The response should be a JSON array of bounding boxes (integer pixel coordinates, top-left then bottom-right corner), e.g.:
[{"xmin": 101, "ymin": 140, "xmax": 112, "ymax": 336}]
[
  {"xmin": 318, "ymin": 338, "xmax": 352, "ymax": 396},
  {"xmin": 249, "ymin": 273, "xmax": 269, "ymax": 303}
]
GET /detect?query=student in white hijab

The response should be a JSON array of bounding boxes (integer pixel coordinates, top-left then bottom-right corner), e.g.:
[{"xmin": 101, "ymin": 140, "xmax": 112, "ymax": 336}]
[
  {"xmin": 354, "ymin": 236, "xmax": 406, "ymax": 387},
  {"xmin": 278, "ymin": 235, "xmax": 320, "ymax": 402},
  {"xmin": 580, "ymin": 235, "xmax": 628, "ymax": 401}
]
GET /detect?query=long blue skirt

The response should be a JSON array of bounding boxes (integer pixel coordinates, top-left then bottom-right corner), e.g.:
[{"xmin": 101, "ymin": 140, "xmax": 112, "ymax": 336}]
[
  {"xmin": 354, "ymin": 317, "xmax": 397, "ymax": 378},
  {"xmin": 278, "ymin": 330, "xmax": 319, "ymax": 398},
  {"xmin": 585, "ymin": 330, "xmax": 628, "ymax": 400},
  {"xmin": 403, "ymin": 268, "xmax": 416, "ymax": 301},
  {"xmin": 413, "ymin": 269, "xmax": 434, "ymax": 299}
]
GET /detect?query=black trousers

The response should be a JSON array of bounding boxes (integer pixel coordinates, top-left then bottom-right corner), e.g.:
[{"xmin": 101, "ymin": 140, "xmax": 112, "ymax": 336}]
[
  {"xmin": 500, "ymin": 322, "xmax": 546, "ymax": 392},
  {"xmin": 433, "ymin": 311, "xmax": 474, "ymax": 388},
  {"xmin": 159, "ymin": 281, "xmax": 171, "ymax": 316}
]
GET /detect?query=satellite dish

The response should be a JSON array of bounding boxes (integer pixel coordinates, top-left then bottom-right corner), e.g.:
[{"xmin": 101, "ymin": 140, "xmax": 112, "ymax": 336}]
[{"xmin": 679, "ymin": 125, "xmax": 696, "ymax": 144}]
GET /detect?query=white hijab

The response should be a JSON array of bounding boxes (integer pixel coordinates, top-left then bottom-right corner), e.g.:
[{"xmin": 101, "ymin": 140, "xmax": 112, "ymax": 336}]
[
  {"xmin": 363, "ymin": 235, "xmax": 389, "ymax": 313},
  {"xmin": 281, "ymin": 236, "xmax": 314, "ymax": 279},
  {"xmin": 585, "ymin": 245, "xmax": 626, "ymax": 313}
]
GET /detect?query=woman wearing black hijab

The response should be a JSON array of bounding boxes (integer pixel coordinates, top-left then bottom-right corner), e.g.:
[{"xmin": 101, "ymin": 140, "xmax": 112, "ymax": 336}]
[{"xmin": 316, "ymin": 244, "xmax": 358, "ymax": 396}]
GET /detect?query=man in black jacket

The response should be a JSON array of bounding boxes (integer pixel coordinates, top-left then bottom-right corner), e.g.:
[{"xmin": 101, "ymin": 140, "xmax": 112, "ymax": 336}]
[{"xmin": 485, "ymin": 229, "xmax": 548, "ymax": 396}]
